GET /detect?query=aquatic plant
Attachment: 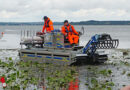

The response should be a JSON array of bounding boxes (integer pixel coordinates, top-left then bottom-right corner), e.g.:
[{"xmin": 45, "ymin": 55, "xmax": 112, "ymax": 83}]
[
  {"xmin": 122, "ymin": 70, "xmax": 126, "ymax": 75},
  {"xmin": 86, "ymin": 78, "xmax": 114, "ymax": 90},
  {"xmin": 99, "ymin": 69, "xmax": 112, "ymax": 76},
  {"xmin": 0, "ymin": 57, "xmax": 78, "ymax": 90},
  {"xmin": 123, "ymin": 51, "xmax": 129, "ymax": 56},
  {"xmin": 120, "ymin": 61, "xmax": 130, "ymax": 66},
  {"xmin": 127, "ymin": 73, "xmax": 130, "ymax": 77},
  {"xmin": 85, "ymin": 66, "xmax": 114, "ymax": 90},
  {"xmin": 46, "ymin": 69, "xmax": 77, "ymax": 89}
]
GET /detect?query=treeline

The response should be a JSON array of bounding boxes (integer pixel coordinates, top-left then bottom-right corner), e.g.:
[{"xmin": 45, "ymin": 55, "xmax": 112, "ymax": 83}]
[
  {"xmin": 1, "ymin": 20, "xmax": 130, "ymax": 25},
  {"xmin": 71, "ymin": 20, "xmax": 130, "ymax": 25},
  {"xmin": 0, "ymin": 22, "xmax": 63, "ymax": 25}
]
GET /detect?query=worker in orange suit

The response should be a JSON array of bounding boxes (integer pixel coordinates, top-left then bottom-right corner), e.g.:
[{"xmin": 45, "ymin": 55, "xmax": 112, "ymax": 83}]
[
  {"xmin": 61, "ymin": 20, "xmax": 79, "ymax": 46},
  {"xmin": 1, "ymin": 32, "xmax": 4, "ymax": 36},
  {"xmin": 42, "ymin": 16, "xmax": 54, "ymax": 33}
]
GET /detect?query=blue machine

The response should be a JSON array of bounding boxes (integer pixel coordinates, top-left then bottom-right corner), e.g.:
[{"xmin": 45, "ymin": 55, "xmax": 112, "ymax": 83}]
[
  {"xmin": 83, "ymin": 34, "xmax": 119, "ymax": 55},
  {"xmin": 19, "ymin": 29, "xmax": 119, "ymax": 65},
  {"xmin": 83, "ymin": 34, "xmax": 99, "ymax": 54}
]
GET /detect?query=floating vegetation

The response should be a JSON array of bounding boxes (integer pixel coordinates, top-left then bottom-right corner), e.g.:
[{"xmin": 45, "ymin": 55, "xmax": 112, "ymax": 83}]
[
  {"xmin": 1, "ymin": 49, "xmax": 130, "ymax": 90},
  {"xmin": 99, "ymin": 69, "xmax": 112, "ymax": 76},
  {"xmin": 0, "ymin": 57, "xmax": 78, "ymax": 90},
  {"xmin": 0, "ymin": 58, "xmax": 40, "ymax": 89},
  {"xmin": 123, "ymin": 51, "xmax": 129, "ymax": 56},
  {"xmin": 120, "ymin": 61, "xmax": 130, "ymax": 66},
  {"xmin": 85, "ymin": 65, "xmax": 115, "ymax": 90},
  {"xmin": 127, "ymin": 73, "xmax": 130, "ymax": 77},
  {"xmin": 122, "ymin": 70, "xmax": 126, "ymax": 75},
  {"xmin": 46, "ymin": 68, "xmax": 77, "ymax": 89},
  {"xmin": 86, "ymin": 78, "xmax": 114, "ymax": 90}
]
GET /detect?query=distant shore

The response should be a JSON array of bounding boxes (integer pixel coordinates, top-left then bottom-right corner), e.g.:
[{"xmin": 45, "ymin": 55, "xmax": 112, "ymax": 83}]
[{"xmin": 1, "ymin": 20, "xmax": 130, "ymax": 25}]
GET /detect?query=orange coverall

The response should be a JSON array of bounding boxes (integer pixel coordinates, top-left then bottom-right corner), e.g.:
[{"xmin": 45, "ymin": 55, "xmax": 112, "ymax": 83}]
[
  {"xmin": 42, "ymin": 18, "xmax": 54, "ymax": 33},
  {"xmin": 61, "ymin": 24, "xmax": 79, "ymax": 44}
]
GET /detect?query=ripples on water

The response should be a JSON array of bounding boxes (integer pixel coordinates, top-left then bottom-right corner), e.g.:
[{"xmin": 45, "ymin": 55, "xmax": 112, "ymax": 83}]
[
  {"xmin": 0, "ymin": 25, "xmax": 130, "ymax": 90},
  {"xmin": 0, "ymin": 25, "xmax": 130, "ymax": 49}
]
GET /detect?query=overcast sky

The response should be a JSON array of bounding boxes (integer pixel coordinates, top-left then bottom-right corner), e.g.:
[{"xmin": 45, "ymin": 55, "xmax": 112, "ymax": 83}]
[{"xmin": 0, "ymin": 0, "xmax": 130, "ymax": 22}]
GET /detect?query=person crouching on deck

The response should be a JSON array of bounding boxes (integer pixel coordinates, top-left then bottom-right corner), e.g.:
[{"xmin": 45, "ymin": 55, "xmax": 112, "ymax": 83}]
[
  {"xmin": 42, "ymin": 16, "xmax": 54, "ymax": 33},
  {"xmin": 61, "ymin": 20, "xmax": 79, "ymax": 46}
]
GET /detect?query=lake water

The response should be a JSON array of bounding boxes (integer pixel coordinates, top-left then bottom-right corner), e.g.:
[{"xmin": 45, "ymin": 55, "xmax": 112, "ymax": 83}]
[
  {"xmin": 0, "ymin": 25, "xmax": 130, "ymax": 90},
  {"xmin": 0, "ymin": 25, "xmax": 130, "ymax": 49}
]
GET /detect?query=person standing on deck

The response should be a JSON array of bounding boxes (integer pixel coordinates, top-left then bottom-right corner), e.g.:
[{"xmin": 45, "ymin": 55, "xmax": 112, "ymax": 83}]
[
  {"xmin": 42, "ymin": 16, "xmax": 54, "ymax": 33},
  {"xmin": 61, "ymin": 20, "xmax": 79, "ymax": 46},
  {"xmin": 1, "ymin": 32, "xmax": 4, "ymax": 36},
  {"xmin": 0, "ymin": 32, "xmax": 4, "ymax": 39}
]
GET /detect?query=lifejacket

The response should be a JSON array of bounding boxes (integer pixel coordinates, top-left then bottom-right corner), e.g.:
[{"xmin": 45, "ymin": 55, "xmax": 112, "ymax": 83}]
[
  {"xmin": 45, "ymin": 20, "xmax": 50, "ymax": 27},
  {"xmin": 42, "ymin": 18, "xmax": 54, "ymax": 33},
  {"xmin": 65, "ymin": 24, "xmax": 73, "ymax": 33}
]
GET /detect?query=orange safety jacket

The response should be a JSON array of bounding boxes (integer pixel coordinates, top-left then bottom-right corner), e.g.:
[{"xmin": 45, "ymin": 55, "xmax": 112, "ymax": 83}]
[
  {"xmin": 42, "ymin": 18, "xmax": 54, "ymax": 33},
  {"xmin": 61, "ymin": 24, "xmax": 79, "ymax": 37}
]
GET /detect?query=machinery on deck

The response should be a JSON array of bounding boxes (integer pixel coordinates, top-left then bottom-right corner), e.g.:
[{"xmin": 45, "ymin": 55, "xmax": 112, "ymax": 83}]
[{"xmin": 19, "ymin": 29, "xmax": 119, "ymax": 65}]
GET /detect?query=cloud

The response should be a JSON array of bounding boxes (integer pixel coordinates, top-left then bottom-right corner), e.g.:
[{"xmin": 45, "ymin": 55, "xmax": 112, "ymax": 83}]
[
  {"xmin": 0, "ymin": 10, "xmax": 19, "ymax": 18},
  {"xmin": 0, "ymin": 0, "xmax": 130, "ymax": 22}
]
